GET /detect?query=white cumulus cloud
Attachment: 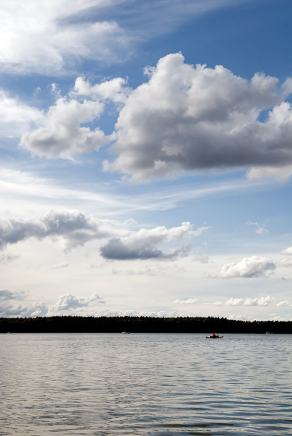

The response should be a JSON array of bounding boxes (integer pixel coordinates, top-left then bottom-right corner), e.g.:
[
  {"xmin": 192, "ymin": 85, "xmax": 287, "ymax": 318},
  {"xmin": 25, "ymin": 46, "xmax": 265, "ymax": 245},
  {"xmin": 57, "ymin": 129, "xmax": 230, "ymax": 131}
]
[
  {"xmin": 105, "ymin": 53, "xmax": 292, "ymax": 181},
  {"xmin": 282, "ymin": 246, "xmax": 292, "ymax": 256},
  {"xmin": 225, "ymin": 296, "xmax": 273, "ymax": 306},
  {"xmin": 14, "ymin": 52, "xmax": 292, "ymax": 177},
  {"xmin": 21, "ymin": 97, "xmax": 107, "ymax": 158},
  {"xmin": 0, "ymin": 90, "xmax": 43, "ymax": 138},
  {"xmin": 219, "ymin": 256, "xmax": 276, "ymax": 278},
  {"xmin": 72, "ymin": 76, "xmax": 131, "ymax": 104},
  {"xmin": 54, "ymin": 293, "xmax": 105, "ymax": 312}
]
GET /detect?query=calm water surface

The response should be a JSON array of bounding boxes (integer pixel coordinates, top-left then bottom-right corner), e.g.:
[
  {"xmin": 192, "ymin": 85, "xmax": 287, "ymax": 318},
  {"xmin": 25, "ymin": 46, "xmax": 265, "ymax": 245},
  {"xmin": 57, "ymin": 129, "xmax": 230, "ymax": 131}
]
[{"xmin": 1, "ymin": 333, "xmax": 292, "ymax": 435}]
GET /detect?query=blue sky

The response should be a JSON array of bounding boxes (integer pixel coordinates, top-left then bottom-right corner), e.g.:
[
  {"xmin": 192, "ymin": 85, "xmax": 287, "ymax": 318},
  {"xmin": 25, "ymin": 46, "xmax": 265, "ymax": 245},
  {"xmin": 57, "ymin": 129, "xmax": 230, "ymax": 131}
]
[{"xmin": 1, "ymin": 0, "xmax": 292, "ymax": 319}]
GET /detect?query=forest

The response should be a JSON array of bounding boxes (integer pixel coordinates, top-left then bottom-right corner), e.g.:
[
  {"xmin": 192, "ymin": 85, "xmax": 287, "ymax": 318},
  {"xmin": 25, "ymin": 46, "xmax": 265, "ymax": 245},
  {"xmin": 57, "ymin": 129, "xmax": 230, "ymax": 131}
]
[{"xmin": 0, "ymin": 316, "xmax": 292, "ymax": 333}]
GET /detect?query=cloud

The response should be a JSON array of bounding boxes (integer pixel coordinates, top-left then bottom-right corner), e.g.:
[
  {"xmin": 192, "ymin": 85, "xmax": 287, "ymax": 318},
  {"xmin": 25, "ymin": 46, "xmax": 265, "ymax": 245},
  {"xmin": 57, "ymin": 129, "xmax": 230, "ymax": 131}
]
[
  {"xmin": 0, "ymin": 1, "xmax": 247, "ymax": 76},
  {"xmin": 173, "ymin": 298, "xmax": 198, "ymax": 304},
  {"xmin": 219, "ymin": 256, "xmax": 276, "ymax": 278},
  {"xmin": 225, "ymin": 296, "xmax": 272, "ymax": 306},
  {"xmin": 100, "ymin": 222, "xmax": 207, "ymax": 260},
  {"xmin": 21, "ymin": 74, "xmax": 131, "ymax": 158},
  {"xmin": 101, "ymin": 238, "xmax": 168, "ymax": 260},
  {"xmin": 54, "ymin": 293, "xmax": 105, "ymax": 311},
  {"xmin": 0, "ymin": 290, "xmax": 25, "ymax": 301},
  {"xmin": 18, "ymin": 52, "xmax": 292, "ymax": 175},
  {"xmin": 21, "ymin": 97, "xmax": 107, "ymax": 158},
  {"xmin": 0, "ymin": 303, "xmax": 49, "ymax": 317},
  {"xmin": 0, "ymin": 254, "xmax": 18, "ymax": 264},
  {"xmin": 247, "ymin": 165, "xmax": 292, "ymax": 181},
  {"xmin": 282, "ymin": 247, "xmax": 292, "ymax": 256},
  {"xmin": 0, "ymin": 210, "xmax": 203, "ymax": 262},
  {"xmin": 72, "ymin": 76, "xmax": 131, "ymax": 104},
  {"xmin": 280, "ymin": 248, "xmax": 292, "ymax": 267},
  {"xmin": 276, "ymin": 300, "xmax": 290, "ymax": 307},
  {"xmin": 247, "ymin": 221, "xmax": 268, "ymax": 235},
  {"xmin": 0, "ymin": 0, "xmax": 132, "ymax": 75},
  {"xmin": 105, "ymin": 52, "xmax": 292, "ymax": 180},
  {"xmin": 0, "ymin": 167, "xmax": 130, "ymax": 216},
  {"xmin": 0, "ymin": 90, "xmax": 43, "ymax": 138},
  {"xmin": 0, "ymin": 292, "xmax": 105, "ymax": 317},
  {"xmin": 0, "ymin": 210, "xmax": 109, "ymax": 249},
  {"xmin": 92, "ymin": 309, "xmax": 181, "ymax": 317}
]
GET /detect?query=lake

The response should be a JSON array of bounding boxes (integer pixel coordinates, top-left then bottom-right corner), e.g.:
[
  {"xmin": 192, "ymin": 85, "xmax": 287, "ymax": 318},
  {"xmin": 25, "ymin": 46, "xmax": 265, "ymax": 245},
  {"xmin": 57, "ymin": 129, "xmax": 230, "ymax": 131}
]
[{"xmin": 0, "ymin": 333, "xmax": 292, "ymax": 435}]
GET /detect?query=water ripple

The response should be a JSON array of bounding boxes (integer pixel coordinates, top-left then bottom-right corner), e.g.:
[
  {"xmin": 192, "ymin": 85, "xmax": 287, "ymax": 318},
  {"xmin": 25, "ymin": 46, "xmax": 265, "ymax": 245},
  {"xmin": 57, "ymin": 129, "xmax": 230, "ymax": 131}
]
[{"xmin": 1, "ymin": 333, "xmax": 292, "ymax": 435}]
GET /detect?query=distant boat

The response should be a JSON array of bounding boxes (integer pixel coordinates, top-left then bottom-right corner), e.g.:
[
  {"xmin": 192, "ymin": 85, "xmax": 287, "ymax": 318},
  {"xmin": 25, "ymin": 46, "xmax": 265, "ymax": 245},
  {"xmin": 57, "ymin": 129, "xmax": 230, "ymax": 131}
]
[
  {"xmin": 121, "ymin": 331, "xmax": 130, "ymax": 334},
  {"xmin": 206, "ymin": 332, "xmax": 223, "ymax": 339}
]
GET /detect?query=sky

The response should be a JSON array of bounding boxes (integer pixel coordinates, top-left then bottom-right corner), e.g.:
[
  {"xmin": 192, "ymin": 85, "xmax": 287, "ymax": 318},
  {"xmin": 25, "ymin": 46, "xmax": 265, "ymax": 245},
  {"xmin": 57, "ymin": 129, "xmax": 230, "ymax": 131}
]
[{"xmin": 1, "ymin": 0, "xmax": 292, "ymax": 320}]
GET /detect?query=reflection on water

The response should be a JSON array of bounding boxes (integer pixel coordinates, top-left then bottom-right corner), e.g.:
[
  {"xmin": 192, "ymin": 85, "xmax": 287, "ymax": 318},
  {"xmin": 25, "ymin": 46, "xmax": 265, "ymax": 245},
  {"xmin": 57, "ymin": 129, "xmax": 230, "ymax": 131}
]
[{"xmin": 1, "ymin": 333, "xmax": 292, "ymax": 435}]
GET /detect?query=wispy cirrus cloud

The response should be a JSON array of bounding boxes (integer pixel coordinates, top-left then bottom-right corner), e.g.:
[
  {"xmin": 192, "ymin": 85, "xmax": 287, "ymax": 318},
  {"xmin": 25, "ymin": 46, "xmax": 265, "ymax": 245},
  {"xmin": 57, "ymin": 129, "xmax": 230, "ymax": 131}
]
[
  {"xmin": 247, "ymin": 221, "xmax": 269, "ymax": 235},
  {"xmin": 0, "ymin": 0, "xmax": 248, "ymax": 75},
  {"xmin": 0, "ymin": 167, "xmax": 261, "ymax": 218},
  {"xmin": 173, "ymin": 295, "xmax": 291, "ymax": 308},
  {"xmin": 0, "ymin": 0, "xmax": 131, "ymax": 75}
]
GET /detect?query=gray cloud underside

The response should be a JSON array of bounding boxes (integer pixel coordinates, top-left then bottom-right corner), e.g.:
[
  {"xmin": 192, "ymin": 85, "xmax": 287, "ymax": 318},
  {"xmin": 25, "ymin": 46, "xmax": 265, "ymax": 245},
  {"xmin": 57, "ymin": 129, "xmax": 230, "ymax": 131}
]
[
  {"xmin": 0, "ymin": 211, "xmax": 199, "ymax": 260},
  {"xmin": 0, "ymin": 211, "xmax": 107, "ymax": 249},
  {"xmin": 107, "ymin": 53, "xmax": 292, "ymax": 180},
  {"xmin": 0, "ymin": 290, "xmax": 25, "ymax": 301},
  {"xmin": 0, "ymin": 303, "xmax": 49, "ymax": 317},
  {"xmin": 101, "ymin": 238, "xmax": 182, "ymax": 260},
  {"xmin": 13, "ymin": 52, "xmax": 292, "ymax": 179},
  {"xmin": 100, "ymin": 222, "xmax": 201, "ymax": 260}
]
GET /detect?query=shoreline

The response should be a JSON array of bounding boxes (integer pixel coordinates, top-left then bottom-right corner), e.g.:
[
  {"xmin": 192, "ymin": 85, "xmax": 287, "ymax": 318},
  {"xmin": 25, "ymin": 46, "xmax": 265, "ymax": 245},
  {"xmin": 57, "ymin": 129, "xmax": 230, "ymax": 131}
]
[{"xmin": 1, "ymin": 316, "xmax": 292, "ymax": 334}]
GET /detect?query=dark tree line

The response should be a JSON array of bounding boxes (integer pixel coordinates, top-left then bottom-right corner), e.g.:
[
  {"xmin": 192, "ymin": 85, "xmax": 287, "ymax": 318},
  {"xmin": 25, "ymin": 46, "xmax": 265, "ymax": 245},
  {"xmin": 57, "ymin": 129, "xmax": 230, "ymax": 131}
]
[{"xmin": 0, "ymin": 316, "xmax": 292, "ymax": 333}]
